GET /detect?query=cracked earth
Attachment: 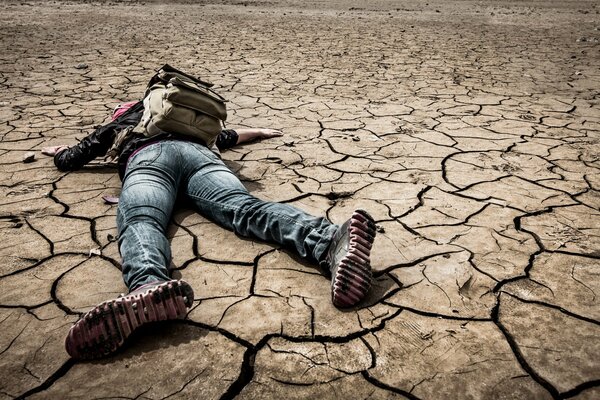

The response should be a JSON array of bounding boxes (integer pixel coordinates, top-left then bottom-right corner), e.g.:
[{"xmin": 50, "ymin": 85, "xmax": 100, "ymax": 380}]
[{"xmin": 1, "ymin": 0, "xmax": 599, "ymax": 399}]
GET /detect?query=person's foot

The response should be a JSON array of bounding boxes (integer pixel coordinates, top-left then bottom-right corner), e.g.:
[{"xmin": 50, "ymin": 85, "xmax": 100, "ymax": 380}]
[
  {"xmin": 65, "ymin": 279, "xmax": 194, "ymax": 360},
  {"xmin": 322, "ymin": 209, "xmax": 377, "ymax": 308}
]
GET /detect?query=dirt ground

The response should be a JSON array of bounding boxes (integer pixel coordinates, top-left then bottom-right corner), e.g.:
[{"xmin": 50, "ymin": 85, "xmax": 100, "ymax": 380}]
[{"xmin": 0, "ymin": 0, "xmax": 599, "ymax": 398}]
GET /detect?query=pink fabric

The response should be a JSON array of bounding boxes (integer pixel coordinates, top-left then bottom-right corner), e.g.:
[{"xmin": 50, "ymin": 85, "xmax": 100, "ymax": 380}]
[{"xmin": 111, "ymin": 101, "xmax": 139, "ymax": 121}]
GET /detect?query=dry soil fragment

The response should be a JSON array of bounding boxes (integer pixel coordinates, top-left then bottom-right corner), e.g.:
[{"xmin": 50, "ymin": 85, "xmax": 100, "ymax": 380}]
[
  {"xmin": 498, "ymin": 294, "xmax": 600, "ymax": 394},
  {"xmin": 365, "ymin": 310, "xmax": 551, "ymax": 399}
]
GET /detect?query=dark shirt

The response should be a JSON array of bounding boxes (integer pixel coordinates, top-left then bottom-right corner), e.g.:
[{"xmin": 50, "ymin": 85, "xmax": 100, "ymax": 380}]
[{"xmin": 54, "ymin": 101, "xmax": 238, "ymax": 180}]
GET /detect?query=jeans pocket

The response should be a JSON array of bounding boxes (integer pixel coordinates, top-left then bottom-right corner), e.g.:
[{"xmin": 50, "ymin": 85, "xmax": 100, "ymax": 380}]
[
  {"xmin": 190, "ymin": 142, "xmax": 220, "ymax": 161},
  {"xmin": 129, "ymin": 143, "xmax": 163, "ymax": 167}
]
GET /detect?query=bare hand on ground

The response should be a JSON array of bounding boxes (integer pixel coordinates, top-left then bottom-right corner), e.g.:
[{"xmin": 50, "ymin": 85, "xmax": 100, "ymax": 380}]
[
  {"xmin": 258, "ymin": 128, "xmax": 283, "ymax": 138},
  {"xmin": 41, "ymin": 145, "xmax": 69, "ymax": 156},
  {"xmin": 235, "ymin": 128, "xmax": 283, "ymax": 144}
]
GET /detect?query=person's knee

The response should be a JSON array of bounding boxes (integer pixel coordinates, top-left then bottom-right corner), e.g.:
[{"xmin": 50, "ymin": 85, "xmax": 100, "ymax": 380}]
[{"xmin": 118, "ymin": 208, "xmax": 169, "ymax": 232}]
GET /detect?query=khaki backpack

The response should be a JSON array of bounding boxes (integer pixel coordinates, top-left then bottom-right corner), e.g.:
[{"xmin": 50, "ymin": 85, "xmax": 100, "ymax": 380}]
[{"xmin": 135, "ymin": 64, "xmax": 228, "ymax": 146}]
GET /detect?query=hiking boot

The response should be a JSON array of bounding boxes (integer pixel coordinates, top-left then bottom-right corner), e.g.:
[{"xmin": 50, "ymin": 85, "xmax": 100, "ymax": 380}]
[
  {"xmin": 65, "ymin": 279, "xmax": 194, "ymax": 360},
  {"xmin": 322, "ymin": 209, "xmax": 377, "ymax": 308}
]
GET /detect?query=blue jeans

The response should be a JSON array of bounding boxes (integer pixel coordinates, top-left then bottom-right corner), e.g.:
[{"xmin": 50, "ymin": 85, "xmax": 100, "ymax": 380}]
[{"xmin": 116, "ymin": 140, "xmax": 338, "ymax": 290}]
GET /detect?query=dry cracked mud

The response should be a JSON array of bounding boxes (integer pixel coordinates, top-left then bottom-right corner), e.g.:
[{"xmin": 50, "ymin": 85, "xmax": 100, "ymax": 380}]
[{"xmin": 1, "ymin": 0, "xmax": 599, "ymax": 399}]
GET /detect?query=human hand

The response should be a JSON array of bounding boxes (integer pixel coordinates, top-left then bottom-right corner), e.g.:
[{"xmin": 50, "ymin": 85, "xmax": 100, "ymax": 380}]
[
  {"xmin": 258, "ymin": 128, "xmax": 283, "ymax": 139},
  {"xmin": 41, "ymin": 145, "xmax": 69, "ymax": 156},
  {"xmin": 235, "ymin": 128, "xmax": 283, "ymax": 145}
]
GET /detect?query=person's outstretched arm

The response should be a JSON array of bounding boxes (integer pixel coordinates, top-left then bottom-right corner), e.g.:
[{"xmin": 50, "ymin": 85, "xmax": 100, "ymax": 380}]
[
  {"xmin": 43, "ymin": 102, "xmax": 144, "ymax": 170},
  {"xmin": 215, "ymin": 128, "xmax": 283, "ymax": 151},
  {"xmin": 42, "ymin": 128, "xmax": 113, "ymax": 171},
  {"xmin": 235, "ymin": 128, "xmax": 283, "ymax": 144},
  {"xmin": 48, "ymin": 125, "xmax": 115, "ymax": 171}
]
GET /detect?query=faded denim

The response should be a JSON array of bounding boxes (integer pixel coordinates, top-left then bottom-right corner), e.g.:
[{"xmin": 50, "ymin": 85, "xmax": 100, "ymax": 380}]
[{"xmin": 116, "ymin": 140, "xmax": 337, "ymax": 290}]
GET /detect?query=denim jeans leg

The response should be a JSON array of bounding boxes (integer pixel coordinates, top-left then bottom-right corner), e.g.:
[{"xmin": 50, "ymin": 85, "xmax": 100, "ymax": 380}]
[
  {"xmin": 182, "ymin": 144, "xmax": 338, "ymax": 264},
  {"xmin": 117, "ymin": 142, "xmax": 180, "ymax": 290}
]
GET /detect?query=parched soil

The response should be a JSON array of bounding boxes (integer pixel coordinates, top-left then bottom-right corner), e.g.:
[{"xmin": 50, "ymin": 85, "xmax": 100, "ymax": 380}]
[{"xmin": 0, "ymin": 0, "xmax": 599, "ymax": 399}]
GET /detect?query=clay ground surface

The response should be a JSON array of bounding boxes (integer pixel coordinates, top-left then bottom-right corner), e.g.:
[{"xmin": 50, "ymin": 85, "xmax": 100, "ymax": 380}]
[{"xmin": 1, "ymin": 0, "xmax": 599, "ymax": 398}]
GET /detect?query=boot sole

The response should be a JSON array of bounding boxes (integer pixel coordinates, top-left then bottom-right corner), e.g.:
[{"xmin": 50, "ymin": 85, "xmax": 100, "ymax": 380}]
[
  {"xmin": 330, "ymin": 209, "xmax": 376, "ymax": 308},
  {"xmin": 65, "ymin": 280, "xmax": 194, "ymax": 360}
]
